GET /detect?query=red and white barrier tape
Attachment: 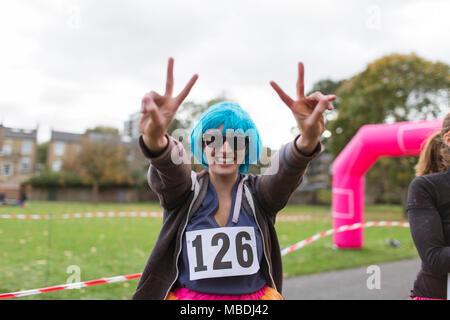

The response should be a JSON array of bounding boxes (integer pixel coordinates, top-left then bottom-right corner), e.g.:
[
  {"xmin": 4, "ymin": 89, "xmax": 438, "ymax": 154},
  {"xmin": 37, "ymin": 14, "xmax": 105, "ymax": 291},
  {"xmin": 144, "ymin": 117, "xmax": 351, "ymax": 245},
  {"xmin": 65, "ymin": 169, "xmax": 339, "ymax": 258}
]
[
  {"xmin": 0, "ymin": 211, "xmax": 163, "ymax": 220},
  {"xmin": 0, "ymin": 212, "xmax": 310, "ymax": 222},
  {"xmin": 280, "ymin": 221, "xmax": 410, "ymax": 255},
  {"xmin": 0, "ymin": 274, "xmax": 142, "ymax": 300},
  {"xmin": 0, "ymin": 220, "xmax": 409, "ymax": 299}
]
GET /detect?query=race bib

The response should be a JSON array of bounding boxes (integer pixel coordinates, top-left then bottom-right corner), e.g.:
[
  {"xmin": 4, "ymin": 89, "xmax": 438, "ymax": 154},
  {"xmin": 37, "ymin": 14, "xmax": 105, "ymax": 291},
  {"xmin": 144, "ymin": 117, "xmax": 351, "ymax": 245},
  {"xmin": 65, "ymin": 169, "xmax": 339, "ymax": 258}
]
[{"xmin": 185, "ymin": 226, "xmax": 260, "ymax": 280}]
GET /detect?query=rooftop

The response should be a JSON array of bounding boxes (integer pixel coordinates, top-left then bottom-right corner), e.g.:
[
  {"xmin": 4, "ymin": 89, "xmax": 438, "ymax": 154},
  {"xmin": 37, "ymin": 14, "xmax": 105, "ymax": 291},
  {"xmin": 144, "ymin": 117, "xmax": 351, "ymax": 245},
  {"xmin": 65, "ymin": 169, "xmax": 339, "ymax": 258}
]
[
  {"xmin": 50, "ymin": 130, "xmax": 83, "ymax": 142},
  {"xmin": 2, "ymin": 126, "xmax": 37, "ymax": 140}
]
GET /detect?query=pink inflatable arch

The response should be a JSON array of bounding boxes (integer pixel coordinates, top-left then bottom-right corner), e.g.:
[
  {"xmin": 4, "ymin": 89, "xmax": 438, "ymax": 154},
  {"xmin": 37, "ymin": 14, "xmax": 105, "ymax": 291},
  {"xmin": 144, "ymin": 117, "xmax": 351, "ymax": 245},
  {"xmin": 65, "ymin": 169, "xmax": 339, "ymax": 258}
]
[{"xmin": 332, "ymin": 119, "xmax": 443, "ymax": 248}]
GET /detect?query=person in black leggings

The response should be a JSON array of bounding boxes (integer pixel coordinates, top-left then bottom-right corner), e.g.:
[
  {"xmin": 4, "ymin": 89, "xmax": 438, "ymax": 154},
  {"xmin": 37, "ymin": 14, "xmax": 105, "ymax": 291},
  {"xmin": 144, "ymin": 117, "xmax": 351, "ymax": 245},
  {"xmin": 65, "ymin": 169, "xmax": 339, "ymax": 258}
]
[{"xmin": 406, "ymin": 112, "xmax": 450, "ymax": 300}]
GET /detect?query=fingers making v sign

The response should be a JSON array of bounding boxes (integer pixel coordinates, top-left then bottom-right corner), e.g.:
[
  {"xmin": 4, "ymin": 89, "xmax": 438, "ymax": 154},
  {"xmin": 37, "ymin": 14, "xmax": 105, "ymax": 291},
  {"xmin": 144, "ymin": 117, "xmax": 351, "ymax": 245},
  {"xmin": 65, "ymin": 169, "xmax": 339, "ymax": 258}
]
[
  {"xmin": 140, "ymin": 57, "xmax": 198, "ymax": 152},
  {"xmin": 270, "ymin": 62, "xmax": 336, "ymax": 154}
]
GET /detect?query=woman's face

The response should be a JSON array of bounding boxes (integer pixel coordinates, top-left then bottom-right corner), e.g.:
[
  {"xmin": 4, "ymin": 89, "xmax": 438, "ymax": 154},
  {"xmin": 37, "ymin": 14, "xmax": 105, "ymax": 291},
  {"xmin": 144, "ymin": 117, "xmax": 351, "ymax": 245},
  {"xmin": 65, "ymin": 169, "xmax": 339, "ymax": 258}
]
[{"xmin": 203, "ymin": 124, "xmax": 247, "ymax": 177}]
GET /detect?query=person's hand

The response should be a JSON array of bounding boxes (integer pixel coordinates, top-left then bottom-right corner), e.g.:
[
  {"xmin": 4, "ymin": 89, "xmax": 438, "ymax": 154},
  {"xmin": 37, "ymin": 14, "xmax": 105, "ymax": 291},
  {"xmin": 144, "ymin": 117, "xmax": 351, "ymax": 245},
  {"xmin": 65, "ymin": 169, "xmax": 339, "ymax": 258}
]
[
  {"xmin": 270, "ymin": 62, "xmax": 336, "ymax": 154},
  {"xmin": 140, "ymin": 57, "xmax": 198, "ymax": 152}
]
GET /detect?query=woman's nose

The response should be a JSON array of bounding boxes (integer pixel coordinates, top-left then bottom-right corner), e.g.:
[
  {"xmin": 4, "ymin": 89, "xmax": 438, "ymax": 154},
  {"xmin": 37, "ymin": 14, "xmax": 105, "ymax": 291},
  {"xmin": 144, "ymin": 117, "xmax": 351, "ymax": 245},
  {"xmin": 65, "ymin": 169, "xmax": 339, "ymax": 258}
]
[{"xmin": 220, "ymin": 140, "xmax": 233, "ymax": 154}]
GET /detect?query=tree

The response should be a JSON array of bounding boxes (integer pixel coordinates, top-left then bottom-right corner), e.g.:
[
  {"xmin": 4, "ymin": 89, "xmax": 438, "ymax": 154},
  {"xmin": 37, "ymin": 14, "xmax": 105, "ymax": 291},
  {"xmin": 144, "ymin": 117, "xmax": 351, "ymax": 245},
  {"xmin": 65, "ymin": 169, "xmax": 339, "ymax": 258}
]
[
  {"xmin": 86, "ymin": 126, "xmax": 120, "ymax": 135},
  {"xmin": 328, "ymin": 53, "xmax": 450, "ymax": 207},
  {"xmin": 287, "ymin": 79, "xmax": 344, "ymax": 202},
  {"xmin": 37, "ymin": 141, "xmax": 49, "ymax": 170},
  {"xmin": 76, "ymin": 135, "xmax": 133, "ymax": 203},
  {"xmin": 307, "ymin": 79, "xmax": 344, "ymax": 104},
  {"xmin": 304, "ymin": 79, "xmax": 345, "ymax": 148}
]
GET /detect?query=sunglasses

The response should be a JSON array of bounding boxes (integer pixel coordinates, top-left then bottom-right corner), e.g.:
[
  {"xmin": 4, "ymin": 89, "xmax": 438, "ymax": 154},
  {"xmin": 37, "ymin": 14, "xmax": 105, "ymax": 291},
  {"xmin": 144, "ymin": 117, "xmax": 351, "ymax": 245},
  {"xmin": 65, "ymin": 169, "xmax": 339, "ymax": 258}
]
[{"xmin": 202, "ymin": 132, "xmax": 250, "ymax": 151}]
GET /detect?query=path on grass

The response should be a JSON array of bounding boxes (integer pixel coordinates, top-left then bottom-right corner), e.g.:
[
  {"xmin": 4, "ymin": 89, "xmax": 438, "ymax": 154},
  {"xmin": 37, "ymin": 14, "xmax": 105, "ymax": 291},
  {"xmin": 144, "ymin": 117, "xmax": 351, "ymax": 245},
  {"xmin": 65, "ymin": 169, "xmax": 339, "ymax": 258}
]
[{"xmin": 283, "ymin": 258, "xmax": 421, "ymax": 300}]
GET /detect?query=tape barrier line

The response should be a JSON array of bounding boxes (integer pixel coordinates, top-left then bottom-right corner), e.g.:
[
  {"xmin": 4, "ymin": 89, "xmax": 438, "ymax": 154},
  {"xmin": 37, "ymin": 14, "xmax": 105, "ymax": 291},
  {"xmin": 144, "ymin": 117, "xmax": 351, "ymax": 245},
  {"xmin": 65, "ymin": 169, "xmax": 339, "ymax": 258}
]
[
  {"xmin": 280, "ymin": 221, "xmax": 410, "ymax": 255},
  {"xmin": 0, "ymin": 274, "xmax": 142, "ymax": 300},
  {"xmin": 0, "ymin": 212, "xmax": 163, "ymax": 220},
  {"xmin": 0, "ymin": 214, "xmax": 51, "ymax": 220},
  {"xmin": 0, "ymin": 212, "xmax": 311, "ymax": 222},
  {"xmin": 0, "ymin": 221, "xmax": 409, "ymax": 300}
]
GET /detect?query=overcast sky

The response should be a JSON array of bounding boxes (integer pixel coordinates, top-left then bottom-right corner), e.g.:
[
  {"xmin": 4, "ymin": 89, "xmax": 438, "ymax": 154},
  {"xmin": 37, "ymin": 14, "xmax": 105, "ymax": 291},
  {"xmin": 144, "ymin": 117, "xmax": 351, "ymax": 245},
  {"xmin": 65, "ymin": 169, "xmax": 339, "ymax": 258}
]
[{"xmin": 0, "ymin": 0, "xmax": 449, "ymax": 149}]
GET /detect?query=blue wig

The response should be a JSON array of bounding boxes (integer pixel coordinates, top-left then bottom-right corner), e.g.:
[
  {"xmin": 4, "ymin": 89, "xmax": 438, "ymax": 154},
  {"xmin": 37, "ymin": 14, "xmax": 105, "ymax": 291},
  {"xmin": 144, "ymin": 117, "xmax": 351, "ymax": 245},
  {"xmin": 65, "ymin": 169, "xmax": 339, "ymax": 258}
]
[{"xmin": 190, "ymin": 101, "xmax": 262, "ymax": 173}]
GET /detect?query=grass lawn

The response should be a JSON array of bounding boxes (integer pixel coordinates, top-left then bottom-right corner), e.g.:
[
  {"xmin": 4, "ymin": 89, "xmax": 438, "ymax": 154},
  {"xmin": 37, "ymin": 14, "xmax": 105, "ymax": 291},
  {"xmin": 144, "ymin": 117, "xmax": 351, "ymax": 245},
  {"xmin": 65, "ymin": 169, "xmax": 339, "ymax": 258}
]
[{"xmin": 0, "ymin": 201, "xmax": 418, "ymax": 299}]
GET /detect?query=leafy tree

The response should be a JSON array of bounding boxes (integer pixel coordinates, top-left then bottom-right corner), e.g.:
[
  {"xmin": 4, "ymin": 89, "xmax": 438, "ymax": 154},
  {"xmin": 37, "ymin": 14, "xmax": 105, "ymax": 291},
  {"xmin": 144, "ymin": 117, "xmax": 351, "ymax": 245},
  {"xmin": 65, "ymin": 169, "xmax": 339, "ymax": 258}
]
[
  {"xmin": 307, "ymin": 79, "xmax": 344, "ymax": 106},
  {"xmin": 287, "ymin": 79, "xmax": 344, "ymax": 201},
  {"xmin": 86, "ymin": 126, "xmax": 120, "ymax": 135},
  {"xmin": 37, "ymin": 141, "xmax": 49, "ymax": 169},
  {"xmin": 302, "ymin": 79, "xmax": 345, "ymax": 148},
  {"xmin": 328, "ymin": 53, "xmax": 450, "ymax": 207},
  {"xmin": 27, "ymin": 169, "xmax": 84, "ymax": 188},
  {"xmin": 76, "ymin": 137, "xmax": 133, "ymax": 203}
]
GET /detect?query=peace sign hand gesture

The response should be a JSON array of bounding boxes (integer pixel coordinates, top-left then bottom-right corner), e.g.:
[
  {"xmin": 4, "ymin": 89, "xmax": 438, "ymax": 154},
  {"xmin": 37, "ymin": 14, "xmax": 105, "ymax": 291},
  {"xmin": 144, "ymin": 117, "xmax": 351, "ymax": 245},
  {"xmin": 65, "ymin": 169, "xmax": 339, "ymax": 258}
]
[
  {"xmin": 270, "ymin": 62, "xmax": 336, "ymax": 154},
  {"xmin": 140, "ymin": 57, "xmax": 198, "ymax": 152}
]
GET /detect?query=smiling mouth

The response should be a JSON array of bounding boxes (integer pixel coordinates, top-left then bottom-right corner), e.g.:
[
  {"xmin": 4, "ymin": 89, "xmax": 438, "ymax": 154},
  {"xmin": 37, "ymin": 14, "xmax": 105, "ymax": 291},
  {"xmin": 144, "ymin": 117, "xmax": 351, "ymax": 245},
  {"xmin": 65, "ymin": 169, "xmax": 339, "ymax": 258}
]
[{"xmin": 214, "ymin": 156, "xmax": 235, "ymax": 164}]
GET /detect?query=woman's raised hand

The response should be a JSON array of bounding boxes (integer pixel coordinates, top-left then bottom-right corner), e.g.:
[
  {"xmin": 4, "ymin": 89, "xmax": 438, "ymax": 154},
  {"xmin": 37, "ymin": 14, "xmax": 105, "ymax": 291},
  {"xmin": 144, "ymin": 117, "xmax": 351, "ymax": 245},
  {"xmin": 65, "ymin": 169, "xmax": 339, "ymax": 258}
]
[
  {"xmin": 270, "ymin": 62, "xmax": 336, "ymax": 153},
  {"xmin": 140, "ymin": 57, "xmax": 198, "ymax": 151}
]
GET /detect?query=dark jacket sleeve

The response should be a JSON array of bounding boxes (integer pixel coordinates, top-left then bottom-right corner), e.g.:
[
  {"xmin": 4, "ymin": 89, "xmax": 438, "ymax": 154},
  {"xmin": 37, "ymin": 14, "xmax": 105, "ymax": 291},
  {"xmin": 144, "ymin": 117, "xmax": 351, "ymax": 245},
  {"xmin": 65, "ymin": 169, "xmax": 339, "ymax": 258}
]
[
  {"xmin": 139, "ymin": 134, "xmax": 192, "ymax": 210},
  {"xmin": 254, "ymin": 134, "xmax": 321, "ymax": 215},
  {"xmin": 407, "ymin": 177, "xmax": 450, "ymax": 274}
]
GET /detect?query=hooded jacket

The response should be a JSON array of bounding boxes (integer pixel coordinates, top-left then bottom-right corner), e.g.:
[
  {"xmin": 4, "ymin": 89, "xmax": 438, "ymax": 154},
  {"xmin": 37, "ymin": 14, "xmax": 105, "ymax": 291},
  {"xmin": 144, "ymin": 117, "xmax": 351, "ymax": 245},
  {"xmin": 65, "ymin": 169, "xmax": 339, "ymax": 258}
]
[{"xmin": 132, "ymin": 133, "xmax": 321, "ymax": 300}]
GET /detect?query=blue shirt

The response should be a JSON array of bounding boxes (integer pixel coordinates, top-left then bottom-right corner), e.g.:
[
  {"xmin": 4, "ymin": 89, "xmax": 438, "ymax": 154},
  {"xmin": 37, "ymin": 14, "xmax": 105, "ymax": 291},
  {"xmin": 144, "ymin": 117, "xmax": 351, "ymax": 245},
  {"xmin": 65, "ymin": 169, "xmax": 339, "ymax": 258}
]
[{"xmin": 177, "ymin": 174, "xmax": 266, "ymax": 295}]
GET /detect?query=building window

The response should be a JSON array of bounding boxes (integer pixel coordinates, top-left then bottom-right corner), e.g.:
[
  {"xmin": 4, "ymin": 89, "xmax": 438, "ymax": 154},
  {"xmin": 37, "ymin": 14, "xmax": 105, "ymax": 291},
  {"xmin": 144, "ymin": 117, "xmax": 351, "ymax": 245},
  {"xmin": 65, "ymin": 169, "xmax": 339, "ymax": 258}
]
[
  {"xmin": 2, "ymin": 163, "xmax": 12, "ymax": 176},
  {"xmin": 2, "ymin": 145, "xmax": 11, "ymax": 156},
  {"xmin": 54, "ymin": 142, "xmax": 65, "ymax": 156},
  {"xmin": 22, "ymin": 141, "xmax": 33, "ymax": 155},
  {"xmin": 21, "ymin": 157, "xmax": 31, "ymax": 172},
  {"xmin": 52, "ymin": 159, "xmax": 62, "ymax": 172}
]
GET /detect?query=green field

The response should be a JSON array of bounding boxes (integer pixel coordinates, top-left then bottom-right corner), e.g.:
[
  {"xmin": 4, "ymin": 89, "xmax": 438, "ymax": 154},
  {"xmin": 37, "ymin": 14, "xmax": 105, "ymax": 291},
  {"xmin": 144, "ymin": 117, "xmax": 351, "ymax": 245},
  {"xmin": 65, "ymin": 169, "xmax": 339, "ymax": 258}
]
[{"xmin": 0, "ymin": 201, "xmax": 418, "ymax": 299}]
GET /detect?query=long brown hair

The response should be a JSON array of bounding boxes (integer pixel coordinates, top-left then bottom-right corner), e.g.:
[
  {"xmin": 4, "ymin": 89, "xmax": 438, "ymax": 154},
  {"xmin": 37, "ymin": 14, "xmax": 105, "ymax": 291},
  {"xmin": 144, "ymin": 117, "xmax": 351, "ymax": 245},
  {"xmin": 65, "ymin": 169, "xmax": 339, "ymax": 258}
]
[
  {"xmin": 415, "ymin": 113, "xmax": 450, "ymax": 176},
  {"xmin": 441, "ymin": 112, "xmax": 450, "ymax": 169}
]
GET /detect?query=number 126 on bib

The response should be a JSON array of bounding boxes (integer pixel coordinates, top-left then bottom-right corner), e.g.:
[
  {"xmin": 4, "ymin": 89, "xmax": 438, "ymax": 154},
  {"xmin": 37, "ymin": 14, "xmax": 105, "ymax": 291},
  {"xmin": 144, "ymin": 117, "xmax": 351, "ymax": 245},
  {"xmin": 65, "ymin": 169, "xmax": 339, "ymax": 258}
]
[{"xmin": 185, "ymin": 226, "xmax": 260, "ymax": 280}]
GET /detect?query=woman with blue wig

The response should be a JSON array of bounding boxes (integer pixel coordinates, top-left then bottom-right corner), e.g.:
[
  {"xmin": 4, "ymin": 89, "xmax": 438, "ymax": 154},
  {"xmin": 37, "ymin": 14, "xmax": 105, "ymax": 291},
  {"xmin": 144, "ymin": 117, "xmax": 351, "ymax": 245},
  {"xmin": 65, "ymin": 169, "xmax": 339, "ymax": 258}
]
[{"xmin": 133, "ymin": 58, "xmax": 336, "ymax": 300}]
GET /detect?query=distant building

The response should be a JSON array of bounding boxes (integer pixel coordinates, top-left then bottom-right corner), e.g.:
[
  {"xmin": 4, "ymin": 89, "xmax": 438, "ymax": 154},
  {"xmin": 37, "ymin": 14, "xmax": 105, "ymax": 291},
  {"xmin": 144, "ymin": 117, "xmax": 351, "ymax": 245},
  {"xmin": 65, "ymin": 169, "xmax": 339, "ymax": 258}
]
[
  {"xmin": 123, "ymin": 111, "xmax": 151, "ymax": 170},
  {"xmin": 0, "ymin": 125, "xmax": 38, "ymax": 184},
  {"xmin": 47, "ymin": 130, "xmax": 83, "ymax": 172},
  {"xmin": 47, "ymin": 129, "xmax": 131, "ymax": 172},
  {"xmin": 124, "ymin": 111, "xmax": 141, "ymax": 140},
  {"xmin": 85, "ymin": 130, "xmax": 121, "ymax": 145}
]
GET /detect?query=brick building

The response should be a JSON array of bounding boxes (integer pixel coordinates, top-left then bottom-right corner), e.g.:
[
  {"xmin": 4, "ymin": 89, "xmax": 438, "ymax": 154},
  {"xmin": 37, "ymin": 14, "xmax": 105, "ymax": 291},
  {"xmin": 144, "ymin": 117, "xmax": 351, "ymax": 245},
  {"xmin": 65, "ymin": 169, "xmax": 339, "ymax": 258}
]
[
  {"xmin": 0, "ymin": 125, "xmax": 38, "ymax": 183},
  {"xmin": 47, "ymin": 130, "xmax": 83, "ymax": 172}
]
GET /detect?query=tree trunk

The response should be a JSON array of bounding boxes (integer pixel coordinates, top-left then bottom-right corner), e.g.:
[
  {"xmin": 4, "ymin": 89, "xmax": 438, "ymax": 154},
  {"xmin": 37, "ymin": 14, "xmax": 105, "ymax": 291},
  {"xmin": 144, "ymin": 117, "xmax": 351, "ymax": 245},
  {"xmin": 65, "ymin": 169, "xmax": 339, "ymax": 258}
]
[
  {"xmin": 92, "ymin": 181, "xmax": 99, "ymax": 203},
  {"xmin": 311, "ymin": 190, "xmax": 319, "ymax": 205}
]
